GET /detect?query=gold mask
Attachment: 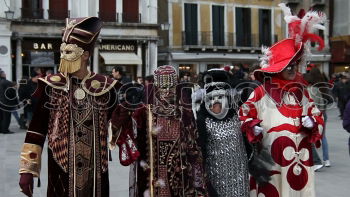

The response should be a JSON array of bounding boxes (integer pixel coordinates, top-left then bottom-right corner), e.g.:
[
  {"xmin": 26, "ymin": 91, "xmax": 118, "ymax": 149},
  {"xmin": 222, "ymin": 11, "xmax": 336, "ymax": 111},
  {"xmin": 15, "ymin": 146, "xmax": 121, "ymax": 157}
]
[{"xmin": 58, "ymin": 43, "xmax": 84, "ymax": 74}]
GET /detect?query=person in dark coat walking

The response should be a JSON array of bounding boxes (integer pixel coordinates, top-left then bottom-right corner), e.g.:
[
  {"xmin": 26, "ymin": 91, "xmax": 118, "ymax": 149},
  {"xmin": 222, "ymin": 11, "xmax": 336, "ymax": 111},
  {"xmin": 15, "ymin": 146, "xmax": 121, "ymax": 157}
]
[
  {"xmin": 18, "ymin": 75, "xmax": 38, "ymax": 127},
  {"xmin": 0, "ymin": 71, "xmax": 17, "ymax": 134}
]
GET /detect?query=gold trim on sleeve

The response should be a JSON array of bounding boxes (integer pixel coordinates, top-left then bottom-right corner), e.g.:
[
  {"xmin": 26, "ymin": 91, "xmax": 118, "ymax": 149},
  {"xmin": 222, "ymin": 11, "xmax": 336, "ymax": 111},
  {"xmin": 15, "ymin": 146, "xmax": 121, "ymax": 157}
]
[{"xmin": 19, "ymin": 143, "xmax": 42, "ymax": 177}]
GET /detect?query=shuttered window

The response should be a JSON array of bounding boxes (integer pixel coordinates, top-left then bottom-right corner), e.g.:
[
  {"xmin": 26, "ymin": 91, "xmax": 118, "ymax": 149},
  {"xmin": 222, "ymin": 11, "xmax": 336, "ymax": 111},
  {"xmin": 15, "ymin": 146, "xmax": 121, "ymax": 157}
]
[
  {"xmin": 123, "ymin": 0, "xmax": 139, "ymax": 23},
  {"xmin": 212, "ymin": 5, "xmax": 225, "ymax": 46},
  {"xmin": 99, "ymin": 0, "xmax": 116, "ymax": 22},
  {"xmin": 236, "ymin": 7, "xmax": 251, "ymax": 47},
  {"xmin": 184, "ymin": 3, "xmax": 198, "ymax": 45},
  {"xmin": 259, "ymin": 9, "xmax": 271, "ymax": 46},
  {"xmin": 49, "ymin": 0, "xmax": 68, "ymax": 20}
]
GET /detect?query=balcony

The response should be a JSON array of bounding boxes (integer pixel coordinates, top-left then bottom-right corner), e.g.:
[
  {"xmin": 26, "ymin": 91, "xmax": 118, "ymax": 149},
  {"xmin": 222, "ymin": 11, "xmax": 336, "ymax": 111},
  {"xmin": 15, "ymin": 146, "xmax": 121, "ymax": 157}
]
[
  {"xmin": 21, "ymin": 8, "xmax": 44, "ymax": 19},
  {"xmin": 122, "ymin": 13, "xmax": 141, "ymax": 23},
  {"xmin": 285, "ymin": 0, "xmax": 301, "ymax": 4},
  {"xmin": 98, "ymin": 11, "xmax": 118, "ymax": 22},
  {"xmin": 312, "ymin": 0, "xmax": 326, "ymax": 5},
  {"xmin": 182, "ymin": 31, "xmax": 262, "ymax": 49},
  {"xmin": 48, "ymin": 9, "xmax": 70, "ymax": 20}
]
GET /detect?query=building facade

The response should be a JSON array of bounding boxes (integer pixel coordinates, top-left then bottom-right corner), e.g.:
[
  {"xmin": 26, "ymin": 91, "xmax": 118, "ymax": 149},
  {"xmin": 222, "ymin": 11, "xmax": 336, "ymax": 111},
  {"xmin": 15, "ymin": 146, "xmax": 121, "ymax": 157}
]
[
  {"xmin": 331, "ymin": 0, "xmax": 350, "ymax": 74},
  {"xmin": 158, "ymin": 0, "xmax": 332, "ymax": 78},
  {"xmin": 158, "ymin": 0, "xmax": 286, "ymax": 78},
  {"xmin": 0, "ymin": 0, "xmax": 158, "ymax": 81}
]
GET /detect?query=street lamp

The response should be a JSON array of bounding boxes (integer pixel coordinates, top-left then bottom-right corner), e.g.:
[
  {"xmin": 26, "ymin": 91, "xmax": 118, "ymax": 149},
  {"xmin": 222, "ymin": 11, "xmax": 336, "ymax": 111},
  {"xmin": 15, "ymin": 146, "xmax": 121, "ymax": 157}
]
[
  {"xmin": 160, "ymin": 22, "xmax": 170, "ymax": 31},
  {"xmin": 5, "ymin": 10, "xmax": 14, "ymax": 19}
]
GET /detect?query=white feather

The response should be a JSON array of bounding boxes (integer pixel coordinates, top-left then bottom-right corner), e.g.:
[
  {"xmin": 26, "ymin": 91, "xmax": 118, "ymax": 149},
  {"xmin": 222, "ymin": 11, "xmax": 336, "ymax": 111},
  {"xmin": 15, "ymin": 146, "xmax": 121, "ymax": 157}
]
[
  {"xmin": 313, "ymin": 24, "xmax": 325, "ymax": 30},
  {"xmin": 278, "ymin": 3, "xmax": 292, "ymax": 17},
  {"xmin": 301, "ymin": 11, "xmax": 327, "ymax": 34},
  {"xmin": 259, "ymin": 46, "xmax": 272, "ymax": 68},
  {"xmin": 284, "ymin": 16, "xmax": 299, "ymax": 24}
]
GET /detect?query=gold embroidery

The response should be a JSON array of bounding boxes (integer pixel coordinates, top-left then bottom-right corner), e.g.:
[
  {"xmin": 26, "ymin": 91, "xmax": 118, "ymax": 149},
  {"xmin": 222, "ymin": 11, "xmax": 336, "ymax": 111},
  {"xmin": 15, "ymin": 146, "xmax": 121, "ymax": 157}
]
[
  {"xmin": 67, "ymin": 19, "xmax": 77, "ymax": 29},
  {"xmin": 50, "ymin": 75, "xmax": 61, "ymax": 82},
  {"xmin": 91, "ymin": 80, "xmax": 101, "ymax": 89},
  {"xmin": 74, "ymin": 88, "xmax": 86, "ymax": 100},
  {"xmin": 19, "ymin": 143, "xmax": 42, "ymax": 177}
]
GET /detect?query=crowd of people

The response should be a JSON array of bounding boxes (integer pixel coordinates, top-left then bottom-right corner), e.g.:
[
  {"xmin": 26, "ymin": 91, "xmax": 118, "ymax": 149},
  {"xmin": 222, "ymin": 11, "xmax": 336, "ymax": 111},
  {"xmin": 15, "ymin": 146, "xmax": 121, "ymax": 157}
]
[{"xmin": 4, "ymin": 4, "xmax": 349, "ymax": 197}]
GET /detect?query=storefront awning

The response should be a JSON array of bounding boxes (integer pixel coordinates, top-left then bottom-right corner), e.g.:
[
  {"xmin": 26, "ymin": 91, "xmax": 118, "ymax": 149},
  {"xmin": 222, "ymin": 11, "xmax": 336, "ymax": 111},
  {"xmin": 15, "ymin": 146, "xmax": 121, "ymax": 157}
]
[{"xmin": 100, "ymin": 52, "xmax": 142, "ymax": 65}]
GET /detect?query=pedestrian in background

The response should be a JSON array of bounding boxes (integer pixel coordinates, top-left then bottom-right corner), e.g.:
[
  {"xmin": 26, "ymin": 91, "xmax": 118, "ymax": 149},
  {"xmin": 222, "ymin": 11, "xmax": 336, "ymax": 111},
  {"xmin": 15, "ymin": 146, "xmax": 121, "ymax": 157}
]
[
  {"xmin": 334, "ymin": 74, "xmax": 350, "ymax": 119},
  {"xmin": 0, "ymin": 71, "xmax": 17, "ymax": 134},
  {"xmin": 304, "ymin": 67, "xmax": 332, "ymax": 170},
  {"xmin": 342, "ymin": 98, "xmax": 350, "ymax": 156}
]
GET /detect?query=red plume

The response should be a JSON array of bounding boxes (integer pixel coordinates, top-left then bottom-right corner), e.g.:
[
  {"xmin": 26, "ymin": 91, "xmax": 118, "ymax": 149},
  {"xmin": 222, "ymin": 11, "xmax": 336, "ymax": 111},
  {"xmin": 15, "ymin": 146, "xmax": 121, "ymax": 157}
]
[
  {"xmin": 297, "ymin": 9, "xmax": 306, "ymax": 19},
  {"xmin": 302, "ymin": 33, "xmax": 325, "ymax": 51}
]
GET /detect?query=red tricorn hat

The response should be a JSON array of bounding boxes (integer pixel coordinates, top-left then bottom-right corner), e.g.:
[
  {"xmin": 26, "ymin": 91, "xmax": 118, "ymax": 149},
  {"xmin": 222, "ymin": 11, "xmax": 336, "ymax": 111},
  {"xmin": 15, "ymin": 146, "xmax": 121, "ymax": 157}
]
[
  {"xmin": 62, "ymin": 17, "xmax": 102, "ymax": 53},
  {"xmin": 254, "ymin": 39, "xmax": 304, "ymax": 81}
]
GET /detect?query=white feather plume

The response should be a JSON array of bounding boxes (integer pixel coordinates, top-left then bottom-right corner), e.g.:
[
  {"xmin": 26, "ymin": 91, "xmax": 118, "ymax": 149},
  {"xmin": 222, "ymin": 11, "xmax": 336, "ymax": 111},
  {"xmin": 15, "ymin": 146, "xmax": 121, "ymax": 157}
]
[
  {"xmin": 301, "ymin": 11, "xmax": 327, "ymax": 34},
  {"xmin": 278, "ymin": 3, "xmax": 299, "ymax": 24},
  {"xmin": 259, "ymin": 46, "xmax": 272, "ymax": 68}
]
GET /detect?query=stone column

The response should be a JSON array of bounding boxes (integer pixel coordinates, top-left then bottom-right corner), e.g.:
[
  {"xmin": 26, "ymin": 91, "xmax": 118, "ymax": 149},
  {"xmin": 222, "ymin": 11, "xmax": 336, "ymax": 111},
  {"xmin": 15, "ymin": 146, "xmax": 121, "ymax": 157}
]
[
  {"xmin": 93, "ymin": 44, "xmax": 99, "ymax": 73},
  {"xmin": 148, "ymin": 40, "xmax": 158, "ymax": 74},
  {"xmin": 137, "ymin": 43, "xmax": 142, "ymax": 77},
  {"xmin": 43, "ymin": 0, "xmax": 49, "ymax": 19},
  {"xmin": 16, "ymin": 38, "xmax": 22, "ymax": 81},
  {"xmin": 116, "ymin": 0, "xmax": 123, "ymax": 22}
]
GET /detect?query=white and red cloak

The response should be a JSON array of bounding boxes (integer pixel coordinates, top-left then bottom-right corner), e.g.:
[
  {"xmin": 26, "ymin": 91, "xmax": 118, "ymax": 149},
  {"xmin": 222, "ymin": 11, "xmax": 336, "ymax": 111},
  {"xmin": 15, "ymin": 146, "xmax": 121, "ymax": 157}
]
[{"xmin": 239, "ymin": 76, "xmax": 324, "ymax": 197}]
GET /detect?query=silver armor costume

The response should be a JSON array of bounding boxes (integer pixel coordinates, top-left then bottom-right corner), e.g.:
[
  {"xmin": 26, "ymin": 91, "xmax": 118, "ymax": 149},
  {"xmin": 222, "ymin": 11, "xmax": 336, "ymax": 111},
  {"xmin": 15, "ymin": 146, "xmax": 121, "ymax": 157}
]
[{"xmin": 205, "ymin": 116, "xmax": 249, "ymax": 197}]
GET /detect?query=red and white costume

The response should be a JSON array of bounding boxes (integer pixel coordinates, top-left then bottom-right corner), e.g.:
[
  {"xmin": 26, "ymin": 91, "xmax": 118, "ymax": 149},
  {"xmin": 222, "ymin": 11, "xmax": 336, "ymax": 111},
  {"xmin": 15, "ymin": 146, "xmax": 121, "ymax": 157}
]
[{"xmin": 239, "ymin": 3, "xmax": 326, "ymax": 197}]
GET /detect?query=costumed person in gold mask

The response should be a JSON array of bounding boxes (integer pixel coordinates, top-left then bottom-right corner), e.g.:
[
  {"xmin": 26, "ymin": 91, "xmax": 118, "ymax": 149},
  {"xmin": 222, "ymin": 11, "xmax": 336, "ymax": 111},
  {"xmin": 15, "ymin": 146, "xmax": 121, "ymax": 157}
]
[{"xmin": 18, "ymin": 17, "xmax": 139, "ymax": 197}]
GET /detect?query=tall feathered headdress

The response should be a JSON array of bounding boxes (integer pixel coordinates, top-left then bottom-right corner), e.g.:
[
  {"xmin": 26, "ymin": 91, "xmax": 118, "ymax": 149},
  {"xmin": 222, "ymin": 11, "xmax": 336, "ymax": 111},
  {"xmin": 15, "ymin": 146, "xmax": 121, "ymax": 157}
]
[
  {"xmin": 279, "ymin": 3, "xmax": 327, "ymax": 50},
  {"xmin": 256, "ymin": 3, "xmax": 327, "ymax": 75}
]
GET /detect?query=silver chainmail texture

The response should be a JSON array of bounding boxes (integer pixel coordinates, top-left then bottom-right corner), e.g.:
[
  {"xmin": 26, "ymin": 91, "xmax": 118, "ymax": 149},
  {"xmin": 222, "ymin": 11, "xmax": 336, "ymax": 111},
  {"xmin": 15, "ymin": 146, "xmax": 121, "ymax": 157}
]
[{"xmin": 205, "ymin": 116, "xmax": 249, "ymax": 197}]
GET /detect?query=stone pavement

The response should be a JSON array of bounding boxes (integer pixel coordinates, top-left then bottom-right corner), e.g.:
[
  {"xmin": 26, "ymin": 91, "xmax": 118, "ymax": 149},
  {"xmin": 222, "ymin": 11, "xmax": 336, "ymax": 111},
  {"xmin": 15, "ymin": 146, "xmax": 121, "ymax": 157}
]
[{"xmin": 0, "ymin": 106, "xmax": 349, "ymax": 197}]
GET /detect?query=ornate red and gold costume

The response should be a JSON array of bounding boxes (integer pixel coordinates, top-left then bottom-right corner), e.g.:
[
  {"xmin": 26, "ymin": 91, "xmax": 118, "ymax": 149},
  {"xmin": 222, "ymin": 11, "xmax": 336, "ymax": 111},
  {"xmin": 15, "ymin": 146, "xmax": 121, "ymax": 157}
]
[
  {"xmin": 121, "ymin": 66, "xmax": 207, "ymax": 197},
  {"xmin": 18, "ymin": 17, "xmax": 134, "ymax": 197}
]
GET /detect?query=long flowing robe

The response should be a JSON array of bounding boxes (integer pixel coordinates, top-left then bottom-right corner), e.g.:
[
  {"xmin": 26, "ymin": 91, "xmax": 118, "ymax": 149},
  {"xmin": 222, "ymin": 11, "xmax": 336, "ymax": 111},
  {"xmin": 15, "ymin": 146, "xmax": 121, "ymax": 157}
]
[
  {"xmin": 19, "ymin": 72, "xmax": 121, "ymax": 197},
  {"xmin": 239, "ymin": 83, "xmax": 324, "ymax": 197},
  {"xmin": 128, "ymin": 104, "xmax": 207, "ymax": 197}
]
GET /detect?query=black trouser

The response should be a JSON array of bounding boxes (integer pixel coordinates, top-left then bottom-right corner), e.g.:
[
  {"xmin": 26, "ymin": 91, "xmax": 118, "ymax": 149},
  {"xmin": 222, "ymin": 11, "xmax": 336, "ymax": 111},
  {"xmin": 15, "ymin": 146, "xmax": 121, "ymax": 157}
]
[{"xmin": 0, "ymin": 108, "xmax": 11, "ymax": 133}]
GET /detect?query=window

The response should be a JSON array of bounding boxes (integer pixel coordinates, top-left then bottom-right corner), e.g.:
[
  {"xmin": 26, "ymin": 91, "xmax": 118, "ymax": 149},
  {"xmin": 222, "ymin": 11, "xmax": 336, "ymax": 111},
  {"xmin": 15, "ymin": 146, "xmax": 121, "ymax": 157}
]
[
  {"xmin": 99, "ymin": 0, "xmax": 116, "ymax": 22},
  {"xmin": 184, "ymin": 3, "xmax": 198, "ymax": 45},
  {"xmin": 259, "ymin": 9, "xmax": 271, "ymax": 46},
  {"xmin": 49, "ymin": 0, "xmax": 68, "ymax": 20},
  {"xmin": 123, "ymin": 0, "xmax": 140, "ymax": 23},
  {"xmin": 212, "ymin": 5, "xmax": 225, "ymax": 46},
  {"xmin": 22, "ymin": 0, "xmax": 43, "ymax": 19},
  {"xmin": 236, "ymin": 7, "xmax": 251, "ymax": 47}
]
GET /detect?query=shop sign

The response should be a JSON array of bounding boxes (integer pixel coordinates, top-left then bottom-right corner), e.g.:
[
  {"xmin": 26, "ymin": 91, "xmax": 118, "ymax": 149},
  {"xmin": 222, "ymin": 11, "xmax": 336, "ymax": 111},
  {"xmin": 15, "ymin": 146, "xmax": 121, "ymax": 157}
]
[
  {"xmin": 23, "ymin": 39, "xmax": 60, "ymax": 51},
  {"xmin": 99, "ymin": 41, "xmax": 137, "ymax": 52},
  {"xmin": 33, "ymin": 42, "xmax": 53, "ymax": 50}
]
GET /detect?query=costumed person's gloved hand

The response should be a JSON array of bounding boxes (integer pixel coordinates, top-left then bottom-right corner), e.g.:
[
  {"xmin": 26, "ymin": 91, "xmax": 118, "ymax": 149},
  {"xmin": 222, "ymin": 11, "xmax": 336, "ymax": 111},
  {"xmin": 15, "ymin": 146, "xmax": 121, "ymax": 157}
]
[
  {"xmin": 302, "ymin": 116, "xmax": 314, "ymax": 129},
  {"xmin": 253, "ymin": 126, "xmax": 264, "ymax": 136},
  {"xmin": 19, "ymin": 173, "xmax": 33, "ymax": 197}
]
